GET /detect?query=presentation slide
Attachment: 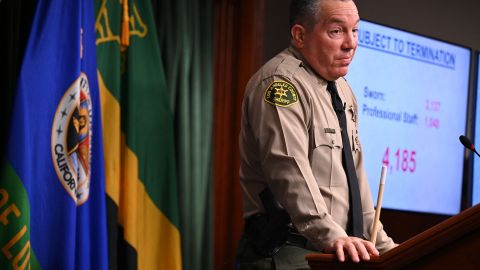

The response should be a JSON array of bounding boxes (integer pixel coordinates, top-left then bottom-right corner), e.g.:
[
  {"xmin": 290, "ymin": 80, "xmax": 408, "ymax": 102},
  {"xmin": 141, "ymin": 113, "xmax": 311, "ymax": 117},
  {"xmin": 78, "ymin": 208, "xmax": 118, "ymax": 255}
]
[
  {"xmin": 473, "ymin": 53, "xmax": 480, "ymax": 206},
  {"xmin": 346, "ymin": 20, "xmax": 471, "ymax": 215}
]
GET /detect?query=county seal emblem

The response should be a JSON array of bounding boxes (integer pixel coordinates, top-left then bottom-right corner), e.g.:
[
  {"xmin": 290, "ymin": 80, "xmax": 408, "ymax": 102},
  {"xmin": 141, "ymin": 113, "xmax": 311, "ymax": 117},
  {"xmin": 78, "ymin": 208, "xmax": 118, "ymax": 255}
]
[{"xmin": 51, "ymin": 73, "xmax": 93, "ymax": 205}]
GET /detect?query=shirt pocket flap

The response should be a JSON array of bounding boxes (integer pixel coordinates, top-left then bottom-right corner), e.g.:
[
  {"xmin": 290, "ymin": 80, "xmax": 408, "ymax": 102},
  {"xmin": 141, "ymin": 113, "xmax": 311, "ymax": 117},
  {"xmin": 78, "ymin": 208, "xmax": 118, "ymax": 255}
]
[{"xmin": 314, "ymin": 126, "xmax": 343, "ymax": 149}]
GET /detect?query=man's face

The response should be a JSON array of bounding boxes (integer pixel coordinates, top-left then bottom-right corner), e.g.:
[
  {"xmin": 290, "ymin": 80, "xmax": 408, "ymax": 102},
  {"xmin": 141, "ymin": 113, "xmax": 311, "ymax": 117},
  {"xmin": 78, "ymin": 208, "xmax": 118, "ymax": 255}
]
[{"xmin": 298, "ymin": 0, "xmax": 359, "ymax": 81}]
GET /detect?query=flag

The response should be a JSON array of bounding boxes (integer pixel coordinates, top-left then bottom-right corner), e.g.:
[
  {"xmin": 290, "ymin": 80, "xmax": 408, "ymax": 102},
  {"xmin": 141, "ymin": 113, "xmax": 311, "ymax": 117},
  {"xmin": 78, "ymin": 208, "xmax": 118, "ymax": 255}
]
[
  {"xmin": 95, "ymin": 0, "xmax": 182, "ymax": 269},
  {"xmin": 0, "ymin": 0, "xmax": 108, "ymax": 269}
]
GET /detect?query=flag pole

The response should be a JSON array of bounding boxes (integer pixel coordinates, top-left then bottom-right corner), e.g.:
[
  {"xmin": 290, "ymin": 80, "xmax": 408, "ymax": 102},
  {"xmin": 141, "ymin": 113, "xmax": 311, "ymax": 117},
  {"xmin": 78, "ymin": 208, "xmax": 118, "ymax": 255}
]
[{"xmin": 121, "ymin": 0, "xmax": 130, "ymax": 51}]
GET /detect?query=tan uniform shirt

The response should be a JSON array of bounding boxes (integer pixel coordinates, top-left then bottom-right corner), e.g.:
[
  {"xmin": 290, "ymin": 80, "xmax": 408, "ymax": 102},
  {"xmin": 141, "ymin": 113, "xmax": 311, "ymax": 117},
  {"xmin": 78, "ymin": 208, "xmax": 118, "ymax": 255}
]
[{"xmin": 239, "ymin": 46, "xmax": 395, "ymax": 253}]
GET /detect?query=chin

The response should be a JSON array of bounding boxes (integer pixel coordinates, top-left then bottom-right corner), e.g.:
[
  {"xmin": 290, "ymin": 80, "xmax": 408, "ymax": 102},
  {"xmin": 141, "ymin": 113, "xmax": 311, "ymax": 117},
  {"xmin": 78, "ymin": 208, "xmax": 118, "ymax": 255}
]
[{"xmin": 334, "ymin": 68, "xmax": 349, "ymax": 78}]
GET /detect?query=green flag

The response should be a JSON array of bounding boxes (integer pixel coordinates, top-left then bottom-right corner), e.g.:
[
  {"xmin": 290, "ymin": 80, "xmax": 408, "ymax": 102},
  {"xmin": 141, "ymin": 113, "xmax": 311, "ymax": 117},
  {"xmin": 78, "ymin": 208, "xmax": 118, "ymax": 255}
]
[{"xmin": 94, "ymin": 0, "xmax": 181, "ymax": 269}]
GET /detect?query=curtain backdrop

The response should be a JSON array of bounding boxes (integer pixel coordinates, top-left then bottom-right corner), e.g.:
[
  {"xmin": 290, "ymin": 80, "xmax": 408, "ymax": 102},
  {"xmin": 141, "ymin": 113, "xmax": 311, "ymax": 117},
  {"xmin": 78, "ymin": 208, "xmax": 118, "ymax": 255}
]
[
  {"xmin": 213, "ymin": 0, "xmax": 265, "ymax": 269},
  {"xmin": 152, "ymin": 1, "xmax": 214, "ymax": 270},
  {"xmin": 0, "ymin": 0, "xmax": 36, "ymax": 157}
]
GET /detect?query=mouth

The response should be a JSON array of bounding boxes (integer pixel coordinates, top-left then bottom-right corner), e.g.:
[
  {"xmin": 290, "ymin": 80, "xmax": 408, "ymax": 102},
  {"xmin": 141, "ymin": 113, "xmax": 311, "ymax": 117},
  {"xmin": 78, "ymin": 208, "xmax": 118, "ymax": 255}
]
[{"xmin": 337, "ymin": 57, "xmax": 352, "ymax": 66}]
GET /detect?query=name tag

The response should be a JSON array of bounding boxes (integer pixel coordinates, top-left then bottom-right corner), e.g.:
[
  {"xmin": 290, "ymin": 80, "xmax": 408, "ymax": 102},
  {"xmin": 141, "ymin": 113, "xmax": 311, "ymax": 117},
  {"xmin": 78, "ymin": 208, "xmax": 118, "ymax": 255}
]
[{"xmin": 324, "ymin": 128, "xmax": 336, "ymax": 134}]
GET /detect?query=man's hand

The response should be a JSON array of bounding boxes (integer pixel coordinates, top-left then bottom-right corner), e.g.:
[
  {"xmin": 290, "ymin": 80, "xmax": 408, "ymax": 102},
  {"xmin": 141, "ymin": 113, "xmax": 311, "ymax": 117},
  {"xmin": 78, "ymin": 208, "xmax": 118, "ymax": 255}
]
[{"xmin": 324, "ymin": 236, "xmax": 379, "ymax": 263}]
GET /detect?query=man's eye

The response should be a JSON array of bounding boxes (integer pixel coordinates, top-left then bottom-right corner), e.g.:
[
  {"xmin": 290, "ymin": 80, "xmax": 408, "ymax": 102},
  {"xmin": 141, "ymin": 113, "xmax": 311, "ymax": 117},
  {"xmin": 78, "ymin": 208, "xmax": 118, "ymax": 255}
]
[{"xmin": 330, "ymin": 29, "xmax": 342, "ymax": 36}]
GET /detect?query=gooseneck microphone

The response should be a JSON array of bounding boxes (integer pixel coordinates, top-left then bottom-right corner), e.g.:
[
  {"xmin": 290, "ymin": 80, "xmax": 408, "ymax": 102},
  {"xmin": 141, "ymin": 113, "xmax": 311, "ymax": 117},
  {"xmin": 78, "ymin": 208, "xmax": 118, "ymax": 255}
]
[{"xmin": 459, "ymin": 135, "xmax": 480, "ymax": 157}]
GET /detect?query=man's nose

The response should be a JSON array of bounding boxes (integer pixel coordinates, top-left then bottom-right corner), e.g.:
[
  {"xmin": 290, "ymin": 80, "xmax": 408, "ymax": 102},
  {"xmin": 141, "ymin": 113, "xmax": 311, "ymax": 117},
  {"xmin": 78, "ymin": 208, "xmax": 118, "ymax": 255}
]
[{"xmin": 342, "ymin": 32, "xmax": 357, "ymax": 51}]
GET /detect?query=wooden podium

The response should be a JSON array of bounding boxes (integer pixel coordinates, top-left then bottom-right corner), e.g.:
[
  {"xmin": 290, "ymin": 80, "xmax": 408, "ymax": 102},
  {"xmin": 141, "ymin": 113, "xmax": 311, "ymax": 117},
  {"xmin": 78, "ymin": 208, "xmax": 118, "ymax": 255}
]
[{"xmin": 306, "ymin": 204, "xmax": 480, "ymax": 269}]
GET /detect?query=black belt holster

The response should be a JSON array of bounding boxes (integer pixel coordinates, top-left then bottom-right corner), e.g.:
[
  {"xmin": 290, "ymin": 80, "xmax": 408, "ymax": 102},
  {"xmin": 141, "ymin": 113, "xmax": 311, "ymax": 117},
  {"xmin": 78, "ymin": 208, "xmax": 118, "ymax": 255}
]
[{"xmin": 244, "ymin": 188, "xmax": 309, "ymax": 257}]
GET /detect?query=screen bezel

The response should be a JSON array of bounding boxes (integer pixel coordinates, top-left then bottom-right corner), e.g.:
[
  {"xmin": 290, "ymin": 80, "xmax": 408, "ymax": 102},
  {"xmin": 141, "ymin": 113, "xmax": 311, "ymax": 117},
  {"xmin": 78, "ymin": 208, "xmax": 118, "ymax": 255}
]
[{"xmin": 468, "ymin": 51, "xmax": 479, "ymax": 207}]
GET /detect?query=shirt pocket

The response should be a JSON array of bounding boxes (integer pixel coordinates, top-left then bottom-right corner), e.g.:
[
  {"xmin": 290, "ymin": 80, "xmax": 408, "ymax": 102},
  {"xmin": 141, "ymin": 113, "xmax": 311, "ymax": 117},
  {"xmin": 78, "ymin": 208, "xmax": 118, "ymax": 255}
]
[{"xmin": 311, "ymin": 126, "xmax": 343, "ymax": 187}]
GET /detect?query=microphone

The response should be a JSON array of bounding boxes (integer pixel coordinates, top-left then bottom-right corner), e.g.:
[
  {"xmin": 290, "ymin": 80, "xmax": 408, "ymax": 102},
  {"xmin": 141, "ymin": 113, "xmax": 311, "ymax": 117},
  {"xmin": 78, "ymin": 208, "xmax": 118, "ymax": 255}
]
[{"xmin": 459, "ymin": 135, "xmax": 480, "ymax": 157}]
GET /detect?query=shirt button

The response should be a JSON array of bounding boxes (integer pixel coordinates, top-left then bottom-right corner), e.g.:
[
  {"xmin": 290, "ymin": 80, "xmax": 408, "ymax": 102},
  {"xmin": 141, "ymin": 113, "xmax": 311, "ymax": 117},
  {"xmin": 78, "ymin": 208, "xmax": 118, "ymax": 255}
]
[{"xmin": 332, "ymin": 139, "xmax": 335, "ymax": 145}]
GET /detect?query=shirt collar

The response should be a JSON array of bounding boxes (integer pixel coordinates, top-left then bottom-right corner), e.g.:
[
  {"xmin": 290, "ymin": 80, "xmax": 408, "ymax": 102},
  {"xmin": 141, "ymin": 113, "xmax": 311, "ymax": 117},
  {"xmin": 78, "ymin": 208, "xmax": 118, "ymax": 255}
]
[{"xmin": 288, "ymin": 45, "xmax": 330, "ymax": 86}]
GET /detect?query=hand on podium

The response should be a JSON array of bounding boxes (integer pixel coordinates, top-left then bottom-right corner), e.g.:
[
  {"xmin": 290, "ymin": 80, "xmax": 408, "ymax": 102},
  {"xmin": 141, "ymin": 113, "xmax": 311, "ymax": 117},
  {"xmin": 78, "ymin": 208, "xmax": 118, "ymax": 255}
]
[{"xmin": 324, "ymin": 236, "xmax": 379, "ymax": 263}]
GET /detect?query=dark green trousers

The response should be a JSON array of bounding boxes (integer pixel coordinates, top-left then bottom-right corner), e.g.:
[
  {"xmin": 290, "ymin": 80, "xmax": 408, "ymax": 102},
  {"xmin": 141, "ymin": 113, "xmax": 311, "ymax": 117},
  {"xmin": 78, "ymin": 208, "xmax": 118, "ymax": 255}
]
[{"xmin": 235, "ymin": 234, "xmax": 317, "ymax": 270}]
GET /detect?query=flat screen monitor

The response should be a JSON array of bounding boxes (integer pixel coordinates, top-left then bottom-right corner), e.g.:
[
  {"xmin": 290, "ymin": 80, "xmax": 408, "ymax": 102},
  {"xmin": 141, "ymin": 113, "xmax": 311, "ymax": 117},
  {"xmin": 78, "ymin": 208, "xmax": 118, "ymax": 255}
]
[
  {"xmin": 473, "ymin": 53, "xmax": 480, "ymax": 205},
  {"xmin": 346, "ymin": 20, "xmax": 471, "ymax": 215}
]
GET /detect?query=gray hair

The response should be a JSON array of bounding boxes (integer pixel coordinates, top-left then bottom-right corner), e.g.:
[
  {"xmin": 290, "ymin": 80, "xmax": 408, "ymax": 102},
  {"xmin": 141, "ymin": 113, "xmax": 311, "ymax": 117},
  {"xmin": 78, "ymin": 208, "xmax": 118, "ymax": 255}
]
[{"xmin": 289, "ymin": 0, "xmax": 353, "ymax": 30}]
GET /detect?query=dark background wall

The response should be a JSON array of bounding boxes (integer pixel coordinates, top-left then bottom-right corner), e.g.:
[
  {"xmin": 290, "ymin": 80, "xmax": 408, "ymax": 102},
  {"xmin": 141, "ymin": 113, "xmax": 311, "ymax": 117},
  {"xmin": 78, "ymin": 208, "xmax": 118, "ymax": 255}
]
[{"xmin": 262, "ymin": 0, "xmax": 480, "ymax": 243}]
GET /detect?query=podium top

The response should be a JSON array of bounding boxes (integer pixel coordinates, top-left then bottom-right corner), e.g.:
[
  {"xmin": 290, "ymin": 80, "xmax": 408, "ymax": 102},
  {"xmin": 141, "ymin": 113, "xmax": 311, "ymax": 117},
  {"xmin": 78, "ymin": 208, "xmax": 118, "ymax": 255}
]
[{"xmin": 306, "ymin": 204, "xmax": 480, "ymax": 269}]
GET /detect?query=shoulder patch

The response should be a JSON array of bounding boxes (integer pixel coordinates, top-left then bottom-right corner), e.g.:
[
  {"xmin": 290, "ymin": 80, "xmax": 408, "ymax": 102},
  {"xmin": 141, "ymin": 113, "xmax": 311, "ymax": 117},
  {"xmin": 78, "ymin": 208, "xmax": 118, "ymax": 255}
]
[{"xmin": 264, "ymin": 80, "xmax": 299, "ymax": 107}]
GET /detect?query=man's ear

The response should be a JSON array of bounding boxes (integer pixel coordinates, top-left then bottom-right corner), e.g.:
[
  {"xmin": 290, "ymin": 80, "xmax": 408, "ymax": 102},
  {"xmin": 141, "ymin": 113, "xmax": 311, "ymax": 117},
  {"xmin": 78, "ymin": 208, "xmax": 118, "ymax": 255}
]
[{"xmin": 291, "ymin": 24, "xmax": 306, "ymax": 48}]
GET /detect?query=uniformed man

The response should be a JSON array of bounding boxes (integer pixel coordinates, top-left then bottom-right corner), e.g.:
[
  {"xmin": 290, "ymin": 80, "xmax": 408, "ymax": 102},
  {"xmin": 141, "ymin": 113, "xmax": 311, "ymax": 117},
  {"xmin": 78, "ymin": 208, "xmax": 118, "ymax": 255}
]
[{"xmin": 236, "ymin": 0, "xmax": 396, "ymax": 269}]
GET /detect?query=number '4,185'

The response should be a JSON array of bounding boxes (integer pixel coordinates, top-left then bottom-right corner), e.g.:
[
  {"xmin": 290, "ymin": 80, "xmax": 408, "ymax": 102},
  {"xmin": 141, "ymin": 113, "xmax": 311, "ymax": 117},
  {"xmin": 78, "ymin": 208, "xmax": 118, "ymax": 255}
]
[{"xmin": 382, "ymin": 147, "xmax": 416, "ymax": 173}]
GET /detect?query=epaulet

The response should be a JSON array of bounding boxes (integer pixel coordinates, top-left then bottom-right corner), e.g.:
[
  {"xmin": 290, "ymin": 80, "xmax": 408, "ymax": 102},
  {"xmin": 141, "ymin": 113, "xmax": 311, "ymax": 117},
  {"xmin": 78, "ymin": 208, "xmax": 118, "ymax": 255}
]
[{"xmin": 273, "ymin": 55, "xmax": 303, "ymax": 80}]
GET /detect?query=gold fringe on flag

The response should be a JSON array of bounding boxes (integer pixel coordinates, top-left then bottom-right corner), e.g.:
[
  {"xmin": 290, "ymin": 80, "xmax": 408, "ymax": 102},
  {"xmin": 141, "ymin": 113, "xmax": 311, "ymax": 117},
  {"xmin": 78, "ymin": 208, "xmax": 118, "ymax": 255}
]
[{"xmin": 120, "ymin": 0, "xmax": 130, "ymax": 51}]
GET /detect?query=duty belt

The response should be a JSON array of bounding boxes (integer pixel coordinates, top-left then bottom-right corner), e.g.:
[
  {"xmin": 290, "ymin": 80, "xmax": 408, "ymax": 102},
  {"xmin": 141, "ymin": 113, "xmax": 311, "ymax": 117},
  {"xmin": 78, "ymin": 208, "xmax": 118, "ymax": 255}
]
[{"xmin": 244, "ymin": 214, "xmax": 311, "ymax": 256}]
